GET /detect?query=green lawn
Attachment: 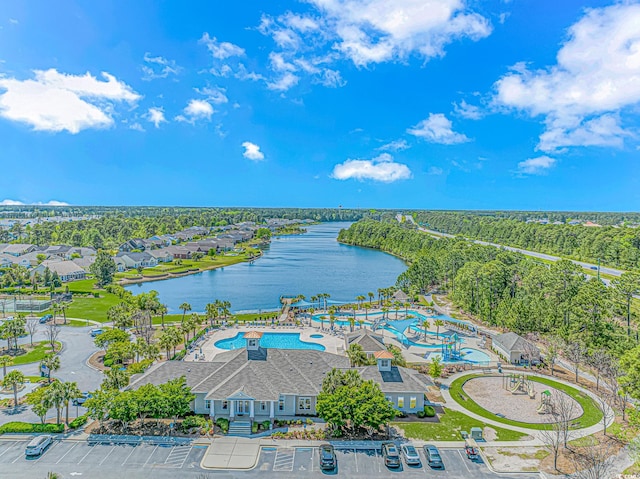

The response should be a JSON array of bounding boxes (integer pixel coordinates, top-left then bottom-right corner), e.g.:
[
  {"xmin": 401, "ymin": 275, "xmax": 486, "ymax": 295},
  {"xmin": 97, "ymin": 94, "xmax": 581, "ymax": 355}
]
[
  {"xmin": 394, "ymin": 409, "xmax": 527, "ymax": 441},
  {"xmin": 449, "ymin": 374, "xmax": 603, "ymax": 431},
  {"xmin": 3, "ymin": 340, "xmax": 61, "ymax": 365},
  {"xmin": 64, "ymin": 291, "xmax": 121, "ymax": 323}
]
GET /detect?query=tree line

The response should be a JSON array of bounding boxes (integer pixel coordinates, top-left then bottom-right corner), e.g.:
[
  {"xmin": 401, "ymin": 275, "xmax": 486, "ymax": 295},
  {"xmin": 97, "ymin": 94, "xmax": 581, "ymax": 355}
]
[{"xmin": 411, "ymin": 211, "xmax": 640, "ymax": 270}]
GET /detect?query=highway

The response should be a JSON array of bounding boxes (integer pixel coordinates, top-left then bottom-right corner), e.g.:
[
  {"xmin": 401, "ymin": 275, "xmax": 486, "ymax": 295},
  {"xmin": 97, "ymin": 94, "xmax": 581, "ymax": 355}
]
[{"xmin": 418, "ymin": 228, "xmax": 626, "ymax": 280}]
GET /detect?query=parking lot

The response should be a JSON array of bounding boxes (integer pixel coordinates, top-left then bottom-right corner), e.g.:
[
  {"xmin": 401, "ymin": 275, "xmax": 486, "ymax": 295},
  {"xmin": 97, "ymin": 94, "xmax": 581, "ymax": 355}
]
[{"xmin": 0, "ymin": 439, "xmax": 541, "ymax": 479}]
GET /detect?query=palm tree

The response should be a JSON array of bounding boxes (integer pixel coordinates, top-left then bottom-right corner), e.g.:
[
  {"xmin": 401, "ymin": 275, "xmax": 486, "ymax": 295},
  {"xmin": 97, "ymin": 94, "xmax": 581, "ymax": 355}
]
[
  {"xmin": 356, "ymin": 295, "xmax": 366, "ymax": 308},
  {"xmin": 205, "ymin": 302, "xmax": 218, "ymax": 328},
  {"xmin": 363, "ymin": 304, "xmax": 369, "ymax": 326},
  {"xmin": 346, "ymin": 344, "xmax": 369, "ymax": 367},
  {"xmin": 393, "ymin": 301, "xmax": 401, "ymax": 319},
  {"xmin": 348, "ymin": 315, "xmax": 355, "ymax": 333},
  {"xmin": 158, "ymin": 304, "xmax": 168, "ymax": 329},
  {"xmin": 2, "ymin": 370, "xmax": 25, "ymax": 409},
  {"xmin": 59, "ymin": 303, "xmax": 68, "ymax": 325},
  {"xmin": 434, "ymin": 319, "xmax": 445, "ymax": 337},
  {"xmin": 308, "ymin": 307, "xmax": 315, "ymax": 327},
  {"xmin": 422, "ymin": 319, "xmax": 430, "ymax": 341},
  {"xmin": 62, "ymin": 381, "xmax": 81, "ymax": 425},
  {"xmin": 311, "ymin": 296, "xmax": 318, "ymax": 309},
  {"xmin": 179, "ymin": 302, "xmax": 191, "ymax": 323},
  {"xmin": 377, "ymin": 288, "xmax": 384, "ymax": 307},
  {"xmin": 42, "ymin": 354, "xmax": 60, "ymax": 383},
  {"xmin": 328, "ymin": 306, "xmax": 336, "ymax": 331},
  {"xmin": 159, "ymin": 333, "xmax": 172, "ymax": 360},
  {"xmin": 0, "ymin": 355, "xmax": 13, "ymax": 379},
  {"xmin": 368, "ymin": 292, "xmax": 374, "ymax": 306},
  {"xmin": 45, "ymin": 380, "xmax": 65, "ymax": 424},
  {"xmin": 382, "ymin": 306, "xmax": 389, "ymax": 321}
]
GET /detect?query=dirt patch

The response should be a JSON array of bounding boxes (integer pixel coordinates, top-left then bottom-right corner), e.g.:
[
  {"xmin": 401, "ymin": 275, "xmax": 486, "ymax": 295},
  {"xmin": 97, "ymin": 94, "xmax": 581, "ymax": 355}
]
[
  {"xmin": 88, "ymin": 351, "xmax": 108, "ymax": 371},
  {"xmin": 484, "ymin": 446, "xmax": 549, "ymax": 472},
  {"xmin": 463, "ymin": 376, "xmax": 582, "ymax": 424},
  {"xmin": 539, "ymin": 434, "xmax": 625, "ymax": 475}
]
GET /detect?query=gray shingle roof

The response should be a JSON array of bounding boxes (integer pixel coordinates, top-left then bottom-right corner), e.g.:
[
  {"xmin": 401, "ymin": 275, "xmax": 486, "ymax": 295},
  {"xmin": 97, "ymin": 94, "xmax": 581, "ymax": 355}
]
[
  {"xmin": 493, "ymin": 332, "xmax": 539, "ymax": 354},
  {"xmin": 358, "ymin": 365, "xmax": 433, "ymax": 393},
  {"xmin": 345, "ymin": 330, "xmax": 386, "ymax": 352}
]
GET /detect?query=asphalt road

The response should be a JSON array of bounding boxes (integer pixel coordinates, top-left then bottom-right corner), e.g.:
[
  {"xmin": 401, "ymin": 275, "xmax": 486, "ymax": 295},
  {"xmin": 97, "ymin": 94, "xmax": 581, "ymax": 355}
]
[
  {"xmin": 0, "ymin": 439, "xmax": 542, "ymax": 479},
  {"xmin": 420, "ymin": 228, "xmax": 624, "ymax": 280},
  {"xmin": 1, "ymin": 325, "xmax": 102, "ymax": 425}
]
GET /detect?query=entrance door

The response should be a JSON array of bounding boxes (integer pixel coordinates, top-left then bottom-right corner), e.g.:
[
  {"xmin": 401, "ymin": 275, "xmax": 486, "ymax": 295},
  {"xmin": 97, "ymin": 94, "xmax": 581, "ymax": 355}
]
[{"xmin": 236, "ymin": 401, "xmax": 249, "ymax": 415}]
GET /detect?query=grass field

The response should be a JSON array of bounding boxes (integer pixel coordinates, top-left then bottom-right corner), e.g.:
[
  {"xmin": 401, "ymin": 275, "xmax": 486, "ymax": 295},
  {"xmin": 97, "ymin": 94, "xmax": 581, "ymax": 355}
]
[
  {"xmin": 393, "ymin": 409, "xmax": 527, "ymax": 441},
  {"xmin": 2, "ymin": 340, "xmax": 62, "ymax": 365},
  {"xmin": 449, "ymin": 374, "xmax": 603, "ymax": 431}
]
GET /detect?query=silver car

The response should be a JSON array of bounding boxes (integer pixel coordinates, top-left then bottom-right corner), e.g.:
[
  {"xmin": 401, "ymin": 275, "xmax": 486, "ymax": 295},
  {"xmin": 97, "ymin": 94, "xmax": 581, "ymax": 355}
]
[
  {"xmin": 400, "ymin": 444, "xmax": 421, "ymax": 466},
  {"xmin": 25, "ymin": 435, "xmax": 52, "ymax": 457}
]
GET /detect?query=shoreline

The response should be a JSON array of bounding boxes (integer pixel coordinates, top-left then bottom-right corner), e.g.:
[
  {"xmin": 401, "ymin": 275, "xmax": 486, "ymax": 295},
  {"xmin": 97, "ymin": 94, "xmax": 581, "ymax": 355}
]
[{"xmin": 117, "ymin": 249, "xmax": 264, "ymax": 286}]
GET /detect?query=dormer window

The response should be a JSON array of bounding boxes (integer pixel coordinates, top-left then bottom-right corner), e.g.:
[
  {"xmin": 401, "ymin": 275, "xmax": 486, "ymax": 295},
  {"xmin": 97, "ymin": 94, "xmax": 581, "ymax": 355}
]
[{"xmin": 380, "ymin": 359, "xmax": 390, "ymax": 368}]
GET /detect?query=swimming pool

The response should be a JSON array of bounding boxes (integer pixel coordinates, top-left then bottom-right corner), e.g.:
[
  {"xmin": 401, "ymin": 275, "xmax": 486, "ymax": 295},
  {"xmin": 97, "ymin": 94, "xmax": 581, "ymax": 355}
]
[
  {"xmin": 425, "ymin": 348, "xmax": 491, "ymax": 364},
  {"xmin": 214, "ymin": 332, "xmax": 326, "ymax": 351},
  {"xmin": 310, "ymin": 334, "xmax": 324, "ymax": 338}
]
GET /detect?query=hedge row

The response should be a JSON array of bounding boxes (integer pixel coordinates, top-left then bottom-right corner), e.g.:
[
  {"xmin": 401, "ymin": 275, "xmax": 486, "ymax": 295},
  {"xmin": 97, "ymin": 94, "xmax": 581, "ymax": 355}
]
[{"xmin": 0, "ymin": 422, "xmax": 64, "ymax": 434}]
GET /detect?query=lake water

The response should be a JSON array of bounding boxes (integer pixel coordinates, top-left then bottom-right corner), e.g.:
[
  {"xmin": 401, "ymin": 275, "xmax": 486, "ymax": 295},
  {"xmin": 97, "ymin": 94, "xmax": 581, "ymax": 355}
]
[{"xmin": 125, "ymin": 222, "xmax": 407, "ymax": 313}]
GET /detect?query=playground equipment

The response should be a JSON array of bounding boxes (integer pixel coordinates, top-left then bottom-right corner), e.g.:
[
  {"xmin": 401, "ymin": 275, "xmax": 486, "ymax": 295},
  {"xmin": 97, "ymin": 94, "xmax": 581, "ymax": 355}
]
[
  {"xmin": 537, "ymin": 390, "xmax": 553, "ymax": 414},
  {"xmin": 504, "ymin": 374, "xmax": 533, "ymax": 395},
  {"xmin": 441, "ymin": 333, "xmax": 462, "ymax": 361}
]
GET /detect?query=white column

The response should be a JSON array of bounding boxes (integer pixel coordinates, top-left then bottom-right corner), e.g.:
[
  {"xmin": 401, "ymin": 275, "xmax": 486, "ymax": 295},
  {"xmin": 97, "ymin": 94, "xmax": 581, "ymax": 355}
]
[
  {"xmin": 249, "ymin": 400, "xmax": 255, "ymax": 419},
  {"xmin": 229, "ymin": 400, "xmax": 235, "ymax": 419},
  {"xmin": 209, "ymin": 400, "xmax": 214, "ymax": 418},
  {"xmin": 269, "ymin": 400, "xmax": 275, "ymax": 419}
]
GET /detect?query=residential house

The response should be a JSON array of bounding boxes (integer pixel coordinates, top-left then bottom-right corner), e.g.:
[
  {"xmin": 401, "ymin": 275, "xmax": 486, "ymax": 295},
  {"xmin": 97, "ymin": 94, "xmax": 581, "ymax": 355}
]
[
  {"xmin": 148, "ymin": 249, "xmax": 174, "ymax": 263},
  {"xmin": 118, "ymin": 239, "xmax": 147, "ymax": 253},
  {"xmin": 0, "ymin": 244, "xmax": 36, "ymax": 256},
  {"xmin": 115, "ymin": 252, "xmax": 158, "ymax": 270},
  {"xmin": 129, "ymin": 333, "xmax": 432, "ymax": 425},
  {"xmin": 164, "ymin": 246, "xmax": 191, "ymax": 260},
  {"xmin": 31, "ymin": 260, "xmax": 86, "ymax": 282},
  {"xmin": 71, "ymin": 256, "xmax": 96, "ymax": 272},
  {"xmin": 44, "ymin": 245, "xmax": 74, "ymax": 259},
  {"xmin": 492, "ymin": 332, "xmax": 541, "ymax": 365}
]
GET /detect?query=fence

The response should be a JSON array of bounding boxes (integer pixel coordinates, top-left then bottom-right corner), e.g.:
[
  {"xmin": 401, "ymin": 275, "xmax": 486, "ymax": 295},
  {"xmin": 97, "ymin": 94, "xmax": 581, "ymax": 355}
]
[{"xmin": 0, "ymin": 297, "xmax": 52, "ymax": 314}]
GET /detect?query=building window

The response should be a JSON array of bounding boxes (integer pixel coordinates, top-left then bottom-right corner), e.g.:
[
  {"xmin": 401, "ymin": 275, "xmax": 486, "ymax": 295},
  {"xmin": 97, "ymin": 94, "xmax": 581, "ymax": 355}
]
[
  {"xmin": 260, "ymin": 401, "xmax": 267, "ymax": 411},
  {"xmin": 298, "ymin": 397, "xmax": 311, "ymax": 410},
  {"xmin": 397, "ymin": 397, "xmax": 404, "ymax": 408},
  {"xmin": 278, "ymin": 397, "xmax": 285, "ymax": 411},
  {"xmin": 205, "ymin": 400, "xmax": 211, "ymax": 410},
  {"xmin": 380, "ymin": 359, "xmax": 390, "ymax": 368},
  {"xmin": 222, "ymin": 400, "xmax": 228, "ymax": 410},
  {"xmin": 410, "ymin": 397, "xmax": 416, "ymax": 409},
  {"xmin": 385, "ymin": 396, "xmax": 392, "ymax": 403}
]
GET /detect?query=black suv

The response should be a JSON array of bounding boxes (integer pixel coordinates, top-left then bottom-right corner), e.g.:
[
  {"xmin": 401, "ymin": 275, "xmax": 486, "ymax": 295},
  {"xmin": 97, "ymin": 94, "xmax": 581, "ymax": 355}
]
[
  {"xmin": 318, "ymin": 443, "xmax": 336, "ymax": 470},
  {"xmin": 381, "ymin": 442, "xmax": 401, "ymax": 468}
]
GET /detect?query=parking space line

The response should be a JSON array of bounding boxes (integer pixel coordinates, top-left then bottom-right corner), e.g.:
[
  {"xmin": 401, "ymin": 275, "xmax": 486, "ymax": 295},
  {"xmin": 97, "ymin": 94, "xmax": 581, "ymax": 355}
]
[
  {"xmin": 34, "ymin": 442, "xmax": 59, "ymax": 463},
  {"xmin": 353, "ymin": 449, "xmax": 358, "ymax": 472},
  {"xmin": 55, "ymin": 442, "xmax": 78, "ymax": 464},
  {"xmin": 78, "ymin": 445, "xmax": 96, "ymax": 464},
  {"xmin": 164, "ymin": 445, "xmax": 192, "ymax": 468},
  {"xmin": 0, "ymin": 442, "xmax": 18, "ymax": 459},
  {"xmin": 99, "ymin": 445, "xmax": 116, "ymax": 466},
  {"xmin": 273, "ymin": 447, "xmax": 295, "ymax": 472},
  {"xmin": 457, "ymin": 450, "xmax": 471, "ymax": 473},
  {"xmin": 121, "ymin": 445, "xmax": 137, "ymax": 465},
  {"xmin": 143, "ymin": 445, "xmax": 158, "ymax": 467}
]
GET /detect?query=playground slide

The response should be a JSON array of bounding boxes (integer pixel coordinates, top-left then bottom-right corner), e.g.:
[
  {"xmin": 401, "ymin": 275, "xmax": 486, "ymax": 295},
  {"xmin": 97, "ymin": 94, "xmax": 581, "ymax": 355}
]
[
  {"xmin": 509, "ymin": 381, "xmax": 522, "ymax": 393},
  {"xmin": 537, "ymin": 404, "xmax": 546, "ymax": 414}
]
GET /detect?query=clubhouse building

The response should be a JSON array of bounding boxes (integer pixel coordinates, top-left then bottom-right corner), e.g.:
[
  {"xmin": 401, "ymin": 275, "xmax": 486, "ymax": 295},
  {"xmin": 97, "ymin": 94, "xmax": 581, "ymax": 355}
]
[{"xmin": 129, "ymin": 332, "xmax": 432, "ymax": 425}]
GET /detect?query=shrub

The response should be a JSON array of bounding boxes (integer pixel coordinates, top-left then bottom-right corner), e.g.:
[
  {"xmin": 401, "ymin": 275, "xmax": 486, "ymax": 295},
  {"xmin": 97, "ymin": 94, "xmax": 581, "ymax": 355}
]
[
  {"xmin": 416, "ymin": 410, "xmax": 426, "ymax": 418},
  {"xmin": 261, "ymin": 420, "xmax": 271, "ymax": 431},
  {"xmin": 0, "ymin": 422, "xmax": 64, "ymax": 434},
  {"xmin": 424, "ymin": 406, "xmax": 436, "ymax": 417},
  {"xmin": 127, "ymin": 359, "xmax": 153, "ymax": 375},
  {"xmin": 182, "ymin": 415, "xmax": 208, "ymax": 431},
  {"xmin": 69, "ymin": 414, "xmax": 88, "ymax": 429},
  {"xmin": 306, "ymin": 418, "xmax": 313, "ymax": 425},
  {"xmin": 251, "ymin": 423, "xmax": 258, "ymax": 434},
  {"xmin": 215, "ymin": 418, "xmax": 229, "ymax": 433},
  {"xmin": 103, "ymin": 358, "xmax": 113, "ymax": 368}
]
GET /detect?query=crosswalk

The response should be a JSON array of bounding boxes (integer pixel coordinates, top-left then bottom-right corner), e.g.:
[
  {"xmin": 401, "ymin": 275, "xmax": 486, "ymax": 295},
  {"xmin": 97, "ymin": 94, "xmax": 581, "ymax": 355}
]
[
  {"xmin": 273, "ymin": 447, "xmax": 295, "ymax": 471},
  {"xmin": 164, "ymin": 445, "xmax": 192, "ymax": 468}
]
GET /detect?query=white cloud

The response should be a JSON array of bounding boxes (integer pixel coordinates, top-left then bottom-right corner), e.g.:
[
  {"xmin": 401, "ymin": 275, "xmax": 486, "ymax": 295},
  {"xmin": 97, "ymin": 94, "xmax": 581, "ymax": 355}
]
[
  {"xmin": 129, "ymin": 122, "xmax": 145, "ymax": 132},
  {"xmin": 146, "ymin": 107, "xmax": 166, "ymax": 128},
  {"xmin": 306, "ymin": 0, "xmax": 492, "ymax": 67},
  {"xmin": 517, "ymin": 156, "xmax": 556, "ymax": 175},
  {"xmin": 0, "ymin": 199, "xmax": 69, "ymax": 206},
  {"xmin": 494, "ymin": 3, "xmax": 640, "ymax": 152},
  {"xmin": 141, "ymin": 53, "xmax": 181, "ymax": 80},
  {"xmin": 199, "ymin": 33, "xmax": 245, "ymax": 59},
  {"xmin": 378, "ymin": 139, "xmax": 409, "ymax": 151},
  {"xmin": 176, "ymin": 99, "xmax": 213, "ymax": 123},
  {"xmin": 198, "ymin": 86, "xmax": 228, "ymax": 104},
  {"xmin": 407, "ymin": 113, "xmax": 469, "ymax": 144},
  {"xmin": 453, "ymin": 99, "xmax": 483, "ymax": 120},
  {"xmin": 267, "ymin": 72, "xmax": 300, "ymax": 91},
  {"xmin": 428, "ymin": 166, "xmax": 444, "ymax": 175},
  {"xmin": 0, "ymin": 69, "xmax": 140, "ymax": 133},
  {"xmin": 331, "ymin": 152, "xmax": 412, "ymax": 182},
  {"xmin": 9, "ymin": 19, "xmax": 18, "ymax": 25},
  {"xmin": 242, "ymin": 141, "xmax": 265, "ymax": 161}
]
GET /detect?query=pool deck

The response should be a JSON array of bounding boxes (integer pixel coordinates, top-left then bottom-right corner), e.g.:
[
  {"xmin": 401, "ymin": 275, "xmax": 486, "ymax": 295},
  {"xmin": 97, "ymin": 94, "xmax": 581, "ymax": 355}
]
[{"xmin": 185, "ymin": 325, "xmax": 346, "ymax": 361}]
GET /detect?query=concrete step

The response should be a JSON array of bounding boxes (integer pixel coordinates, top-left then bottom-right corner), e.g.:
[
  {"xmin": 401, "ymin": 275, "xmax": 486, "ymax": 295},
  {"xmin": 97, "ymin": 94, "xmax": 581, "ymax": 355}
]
[{"xmin": 228, "ymin": 421, "xmax": 252, "ymax": 436}]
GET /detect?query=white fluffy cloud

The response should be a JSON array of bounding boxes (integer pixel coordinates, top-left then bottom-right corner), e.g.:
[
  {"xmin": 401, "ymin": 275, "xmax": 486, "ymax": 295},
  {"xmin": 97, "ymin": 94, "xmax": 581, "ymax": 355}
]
[
  {"xmin": 176, "ymin": 99, "xmax": 214, "ymax": 123},
  {"xmin": 378, "ymin": 139, "xmax": 409, "ymax": 151},
  {"xmin": 407, "ymin": 113, "xmax": 469, "ymax": 144},
  {"xmin": 0, "ymin": 199, "xmax": 69, "ymax": 206},
  {"xmin": 517, "ymin": 156, "xmax": 556, "ymax": 175},
  {"xmin": 494, "ymin": 3, "xmax": 640, "ymax": 152},
  {"xmin": 199, "ymin": 33, "xmax": 245, "ymax": 59},
  {"xmin": 453, "ymin": 99, "xmax": 483, "ymax": 120},
  {"xmin": 242, "ymin": 141, "xmax": 265, "ymax": 161},
  {"xmin": 146, "ymin": 107, "xmax": 166, "ymax": 128},
  {"xmin": 0, "ymin": 69, "xmax": 140, "ymax": 133},
  {"xmin": 141, "ymin": 53, "xmax": 181, "ymax": 80},
  {"xmin": 332, "ymin": 153, "xmax": 412, "ymax": 182},
  {"xmin": 198, "ymin": 86, "xmax": 228, "ymax": 104}
]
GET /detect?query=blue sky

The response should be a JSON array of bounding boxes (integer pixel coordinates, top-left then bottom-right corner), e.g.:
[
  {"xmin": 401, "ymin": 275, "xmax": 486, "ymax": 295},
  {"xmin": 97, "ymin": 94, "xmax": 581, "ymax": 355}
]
[{"xmin": 0, "ymin": 0, "xmax": 639, "ymax": 210}]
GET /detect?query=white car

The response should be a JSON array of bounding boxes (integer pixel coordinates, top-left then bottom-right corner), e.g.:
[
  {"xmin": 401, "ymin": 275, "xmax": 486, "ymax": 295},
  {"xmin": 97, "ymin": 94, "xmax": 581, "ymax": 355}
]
[{"xmin": 25, "ymin": 435, "xmax": 52, "ymax": 457}]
